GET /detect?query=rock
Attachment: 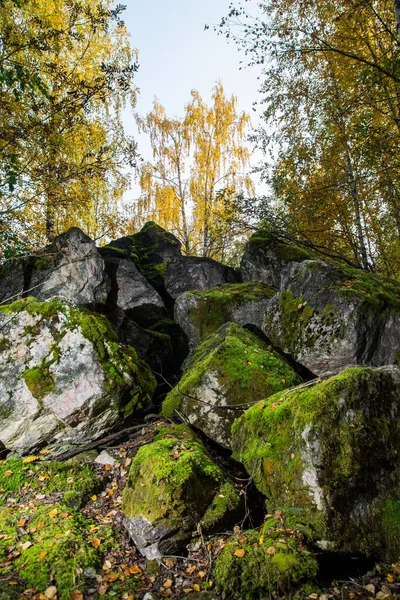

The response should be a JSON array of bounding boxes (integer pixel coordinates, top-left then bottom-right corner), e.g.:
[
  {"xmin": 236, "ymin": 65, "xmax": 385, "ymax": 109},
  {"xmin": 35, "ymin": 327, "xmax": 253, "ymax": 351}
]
[
  {"xmin": 30, "ymin": 227, "xmax": 107, "ymax": 306},
  {"xmin": 161, "ymin": 323, "xmax": 302, "ymax": 448},
  {"xmin": 103, "ymin": 257, "xmax": 167, "ymax": 327},
  {"xmin": 104, "ymin": 222, "xmax": 182, "ymax": 306},
  {"xmin": 94, "ymin": 450, "xmax": 115, "ymax": 466},
  {"xmin": 174, "ymin": 282, "xmax": 275, "ymax": 350},
  {"xmin": 122, "ymin": 424, "xmax": 241, "ymax": 559},
  {"xmin": 241, "ymin": 230, "xmax": 313, "ymax": 288},
  {"xmin": 263, "ymin": 259, "xmax": 400, "ymax": 376},
  {"xmin": 0, "ymin": 297, "xmax": 156, "ymax": 454},
  {"xmin": 231, "ymin": 366, "xmax": 400, "ymax": 560},
  {"xmin": 165, "ymin": 256, "xmax": 239, "ymax": 300},
  {"xmin": 0, "ymin": 257, "xmax": 26, "ymax": 304},
  {"xmin": 213, "ymin": 529, "xmax": 318, "ymax": 600}
]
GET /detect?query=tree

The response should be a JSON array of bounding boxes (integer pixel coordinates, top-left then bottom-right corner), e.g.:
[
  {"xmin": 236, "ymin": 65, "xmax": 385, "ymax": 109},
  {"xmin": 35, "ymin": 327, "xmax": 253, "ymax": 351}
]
[
  {"xmin": 132, "ymin": 82, "xmax": 254, "ymax": 259},
  {"xmin": 219, "ymin": 0, "xmax": 400, "ymax": 275},
  {"xmin": 0, "ymin": 0, "xmax": 137, "ymax": 248}
]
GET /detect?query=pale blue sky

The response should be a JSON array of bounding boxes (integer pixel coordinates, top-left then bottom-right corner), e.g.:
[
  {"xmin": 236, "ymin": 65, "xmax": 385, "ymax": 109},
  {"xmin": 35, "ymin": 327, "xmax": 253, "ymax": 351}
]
[{"xmin": 122, "ymin": 0, "xmax": 266, "ymax": 192}]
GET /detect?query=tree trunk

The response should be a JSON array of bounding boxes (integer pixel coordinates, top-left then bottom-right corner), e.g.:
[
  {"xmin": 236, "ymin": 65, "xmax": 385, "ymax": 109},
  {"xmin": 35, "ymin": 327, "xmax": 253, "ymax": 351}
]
[
  {"xmin": 46, "ymin": 200, "xmax": 55, "ymax": 242},
  {"xmin": 395, "ymin": 0, "xmax": 400, "ymax": 38}
]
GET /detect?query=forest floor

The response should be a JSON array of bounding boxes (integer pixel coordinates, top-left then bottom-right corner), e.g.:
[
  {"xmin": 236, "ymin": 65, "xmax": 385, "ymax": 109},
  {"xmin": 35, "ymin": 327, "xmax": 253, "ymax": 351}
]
[{"xmin": 1, "ymin": 420, "xmax": 400, "ymax": 600}]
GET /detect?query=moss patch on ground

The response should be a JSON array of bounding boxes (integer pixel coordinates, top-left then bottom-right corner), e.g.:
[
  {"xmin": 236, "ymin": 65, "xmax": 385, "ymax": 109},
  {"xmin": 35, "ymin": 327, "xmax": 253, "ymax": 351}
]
[
  {"xmin": 0, "ymin": 457, "xmax": 100, "ymax": 504},
  {"xmin": 213, "ymin": 528, "xmax": 318, "ymax": 600},
  {"xmin": 184, "ymin": 282, "xmax": 275, "ymax": 343},
  {"xmin": 0, "ymin": 502, "xmax": 116, "ymax": 599},
  {"xmin": 162, "ymin": 322, "xmax": 302, "ymax": 421},
  {"xmin": 122, "ymin": 424, "xmax": 240, "ymax": 534},
  {"xmin": 231, "ymin": 367, "xmax": 400, "ymax": 558},
  {"xmin": 0, "ymin": 297, "xmax": 156, "ymax": 413}
]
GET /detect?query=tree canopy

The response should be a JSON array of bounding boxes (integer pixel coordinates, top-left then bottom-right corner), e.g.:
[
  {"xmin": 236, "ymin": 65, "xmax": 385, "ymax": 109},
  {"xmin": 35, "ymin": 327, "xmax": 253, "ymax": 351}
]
[
  {"xmin": 131, "ymin": 82, "xmax": 254, "ymax": 261},
  {"xmin": 0, "ymin": 0, "xmax": 137, "ymax": 251},
  {"xmin": 219, "ymin": 0, "xmax": 400, "ymax": 276}
]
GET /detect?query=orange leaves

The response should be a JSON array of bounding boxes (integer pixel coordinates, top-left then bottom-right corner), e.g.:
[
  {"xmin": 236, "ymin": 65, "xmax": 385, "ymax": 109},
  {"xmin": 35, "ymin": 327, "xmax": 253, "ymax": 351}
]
[
  {"xmin": 91, "ymin": 537, "xmax": 101, "ymax": 549},
  {"xmin": 3, "ymin": 470, "xmax": 13, "ymax": 478},
  {"xmin": 48, "ymin": 508, "xmax": 58, "ymax": 519},
  {"xmin": 234, "ymin": 548, "xmax": 245, "ymax": 558}
]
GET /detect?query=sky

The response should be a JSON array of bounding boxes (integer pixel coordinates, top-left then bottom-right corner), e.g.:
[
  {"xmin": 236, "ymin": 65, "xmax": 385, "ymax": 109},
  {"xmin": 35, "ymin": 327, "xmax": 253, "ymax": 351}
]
[{"xmin": 122, "ymin": 0, "xmax": 266, "ymax": 198}]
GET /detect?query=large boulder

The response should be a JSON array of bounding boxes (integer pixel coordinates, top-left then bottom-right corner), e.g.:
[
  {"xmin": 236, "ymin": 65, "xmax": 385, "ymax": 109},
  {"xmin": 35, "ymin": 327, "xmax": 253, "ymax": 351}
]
[
  {"xmin": 174, "ymin": 282, "xmax": 275, "ymax": 350},
  {"xmin": 103, "ymin": 222, "xmax": 182, "ymax": 303},
  {"xmin": 122, "ymin": 424, "xmax": 241, "ymax": 559},
  {"xmin": 161, "ymin": 323, "xmax": 302, "ymax": 448},
  {"xmin": 241, "ymin": 230, "xmax": 313, "ymax": 288},
  {"xmin": 0, "ymin": 297, "xmax": 156, "ymax": 455},
  {"xmin": 263, "ymin": 260, "xmax": 400, "ymax": 376},
  {"xmin": 165, "ymin": 256, "xmax": 239, "ymax": 299},
  {"xmin": 30, "ymin": 227, "xmax": 107, "ymax": 306},
  {"xmin": 232, "ymin": 366, "xmax": 400, "ymax": 560}
]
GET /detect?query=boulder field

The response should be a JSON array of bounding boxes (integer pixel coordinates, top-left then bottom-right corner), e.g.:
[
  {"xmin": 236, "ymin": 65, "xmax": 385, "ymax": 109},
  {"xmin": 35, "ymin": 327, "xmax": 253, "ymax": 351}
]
[{"xmin": 1, "ymin": 222, "xmax": 400, "ymax": 599}]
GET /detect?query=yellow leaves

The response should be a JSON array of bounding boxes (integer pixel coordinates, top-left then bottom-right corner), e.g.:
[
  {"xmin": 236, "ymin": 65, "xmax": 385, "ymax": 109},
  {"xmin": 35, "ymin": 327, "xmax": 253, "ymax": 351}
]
[
  {"xmin": 234, "ymin": 548, "xmax": 246, "ymax": 558},
  {"xmin": 3, "ymin": 470, "xmax": 13, "ymax": 478},
  {"xmin": 22, "ymin": 455, "xmax": 39, "ymax": 463},
  {"xmin": 129, "ymin": 564, "xmax": 142, "ymax": 575},
  {"xmin": 91, "ymin": 537, "xmax": 101, "ymax": 549},
  {"xmin": 48, "ymin": 508, "xmax": 58, "ymax": 518}
]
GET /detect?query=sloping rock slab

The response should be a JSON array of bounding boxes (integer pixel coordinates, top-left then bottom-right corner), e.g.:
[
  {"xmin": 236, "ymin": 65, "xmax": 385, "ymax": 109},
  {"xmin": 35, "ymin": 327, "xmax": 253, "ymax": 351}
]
[
  {"xmin": 0, "ymin": 298, "xmax": 156, "ymax": 455},
  {"xmin": 232, "ymin": 366, "xmax": 400, "ymax": 560},
  {"xmin": 161, "ymin": 323, "xmax": 302, "ymax": 448},
  {"xmin": 174, "ymin": 282, "xmax": 275, "ymax": 350},
  {"xmin": 165, "ymin": 256, "xmax": 239, "ymax": 299},
  {"xmin": 30, "ymin": 227, "xmax": 107, "ymax": 306},
  {"xmin": 122, "ymin": 424, "xmax": 241, "ymax": 559}
]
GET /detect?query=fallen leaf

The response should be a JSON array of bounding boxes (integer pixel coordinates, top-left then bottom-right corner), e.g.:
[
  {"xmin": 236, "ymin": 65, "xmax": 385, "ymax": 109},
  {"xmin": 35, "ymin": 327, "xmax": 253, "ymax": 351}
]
[
  {"xmin": 23, "ymin": 456, "xmax": 39, "ymax": 464},
  {"xmin": 40, "ymin": 550, "xmax": 48, "ymax": 559},
  {"xmin": 193, "ymin": 584, "xmax": 201, "ymax": 592},
  {"xmin": 163, "ymin": 579, "xmax": 173, "ymax": 589},
  {"xmin": 234, "ymin": 548, "xmax": 245, "ymax": 558},
  {"xmin": 3, "ymin": 470, "xmax": 13, "ymax": 478},
  {"xmin": 266, "ymin": 546, "xmax": 276, "ymax": 555},
  {"xmin": 17, "ymin": 518, "xmax": 27, "ymax": 527},
  {"xmin": 20, "ymin": 541, "xmax": 32, "ymax": 550},
  {"xmin": 70, "ymin": 591, "xmax": 83, "ymax": 600},
  {"xmin": 49, "ymin": 509, "xmax": 58, "ymax": 518},
  {"xmin": 129, "ymin": 564, "xmax": 142, "ymax": 575},
  {"xmin": 91, "ymin": 537, "xmax": 101, "ymax": 549},
  {"xmin": 198, "ymin": 570, "xmax": 207, "ymax": 579},
  {"xmin": 90, "ymin": 495, "xmax": 97, "ymax": 501}
]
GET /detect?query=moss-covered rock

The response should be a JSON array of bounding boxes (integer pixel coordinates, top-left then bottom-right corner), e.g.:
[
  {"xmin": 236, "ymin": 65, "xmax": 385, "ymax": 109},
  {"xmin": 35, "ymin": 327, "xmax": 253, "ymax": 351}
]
[
  {"xmin": 232, "ymin": 366, "xmax": 400, "ymax": 560},
  {"xmin": 241, "ymin": 230, "xmax": 313, "ymax": 288},
  {"xmin": 161, "ymin": 323, "xmax": 302, "ymax": 448},
  {"xmin": 0, "ymin": 297, "xmax": 156, "ymax": 454},
  {"xmin": 122, "ymin": 424, "xmax": 241, "ymax": 559},
  {"xmin": 263, "ymin": 260, "xmax": 400, "ymax": 376},
  {"xmin": 174, "ymin": 282, "xmax": 275, "ymax": 350},
  {"xmin": 213, "ymin": 528, "xmax": 318, "ymax": 600}
]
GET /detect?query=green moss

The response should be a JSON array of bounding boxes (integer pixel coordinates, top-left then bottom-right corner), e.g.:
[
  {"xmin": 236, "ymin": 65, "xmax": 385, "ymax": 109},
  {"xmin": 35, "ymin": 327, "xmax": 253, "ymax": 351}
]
[
  {"xmin": 162, "ymin": 323, "xmax": 301, "ymax": 421},
  {"xmin": 248, "ymin": 230, "xmax": 313, "ymax": 262},
  {"xmin": 334, "ymin": 264, "xmax": 400, "ymax": 312},
  {"xmin": 185, "ymin": 282, "xmax": 275, "ymax": 343},
  {"xmin": 0, "ymin": 297, "xmax": 156, "ymax": 412},
  {"xmin": 22, "ymin": 364, "xmax": 55, "ymax": 400},
  {"xmin": 122, "ymin": 424, "xmax": 240, "ymax": 533},
  {"xmin": 231, "ymin": 367, "xmax": 400, "ymax": 557},
  {"xmin": 0, "ymin": 457, "xmax": 100, "ymax": 502},
  {"xmin": 0, "ymin": 503, "xmax": 116, "ymax": 599},
  {"xmin": 213, "ymin": 529, "xmax": 318, "ymax": 600},
  {"xmin": 33, "ymin": 255, "xmax": 53, "ymax": 271},
  {"xmin": 381, "ymin": 498, "xmax": 400, "ymax": 560},
  {"xmin": 278, "ymin": 290, "xmax": 314, "ymax": 351}
]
